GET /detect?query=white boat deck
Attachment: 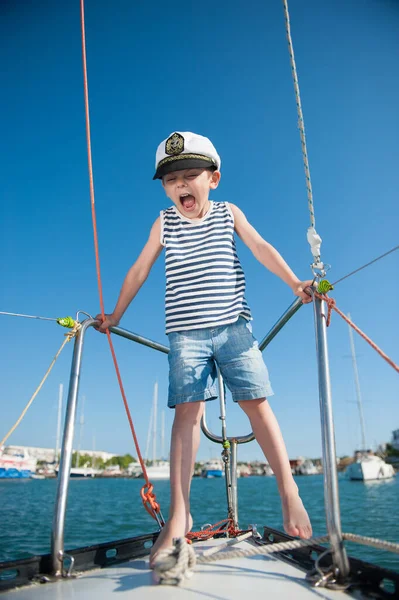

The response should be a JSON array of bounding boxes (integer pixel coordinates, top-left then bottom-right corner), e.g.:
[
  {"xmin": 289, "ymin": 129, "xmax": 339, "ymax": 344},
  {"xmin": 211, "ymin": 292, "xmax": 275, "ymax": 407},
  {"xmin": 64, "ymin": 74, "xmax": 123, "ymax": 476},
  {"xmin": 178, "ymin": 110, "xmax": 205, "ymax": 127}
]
[{"xmin": 6, "ymin": 538, "xmax": 351, "ymax": 600}]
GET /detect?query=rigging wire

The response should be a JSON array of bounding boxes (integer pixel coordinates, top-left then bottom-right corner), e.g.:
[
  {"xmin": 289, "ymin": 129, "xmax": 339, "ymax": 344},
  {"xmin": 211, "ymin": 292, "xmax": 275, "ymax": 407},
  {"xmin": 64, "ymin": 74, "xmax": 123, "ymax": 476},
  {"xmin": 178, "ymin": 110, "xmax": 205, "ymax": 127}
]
[
  {"xmin": 0, "ymin": 311, "xmax": 57, "ymax": 322},
  {"xmin": 332, "ymin": 244, "xmax": 399, "ymax": 286}
]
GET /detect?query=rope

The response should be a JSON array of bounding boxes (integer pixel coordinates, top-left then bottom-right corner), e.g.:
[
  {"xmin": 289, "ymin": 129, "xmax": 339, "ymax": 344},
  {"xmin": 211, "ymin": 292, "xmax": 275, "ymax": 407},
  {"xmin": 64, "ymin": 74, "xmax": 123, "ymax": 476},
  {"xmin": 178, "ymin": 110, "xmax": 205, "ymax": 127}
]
[
  {"xmin": 186, "ymin": 518, "xmax": 240, "ymax": 542},
  {"xmin": 315, "ymin": 293, "xmax": 399, "ymax": 374},
  {"xmin": 79, "ymin": 0, "xmax": 163, "ymax": 527},
  {"xmin": 282, "ymin": 1, "xmax": 314, "ymax": 229},
  {"xmin": 282, "ymin": 0, "xmax": 325, "ymax": 271},
  {"xmin": 153, "ymin": 538, "xmax": 197, "ymax": 585},
  {"xmin": 197, "ymin": 535, "xmax": 330, "ymax": 564},
  {"xmin": 200, "ymin": 531, "xmax": 253, "ymax": 557},
  {"xmin": 0, "ymin": 322, "xmax": 81, "ymax": 448},
  {"xmin": 342, "ymin": 532, "xmax": 399, "ymax": 554}
]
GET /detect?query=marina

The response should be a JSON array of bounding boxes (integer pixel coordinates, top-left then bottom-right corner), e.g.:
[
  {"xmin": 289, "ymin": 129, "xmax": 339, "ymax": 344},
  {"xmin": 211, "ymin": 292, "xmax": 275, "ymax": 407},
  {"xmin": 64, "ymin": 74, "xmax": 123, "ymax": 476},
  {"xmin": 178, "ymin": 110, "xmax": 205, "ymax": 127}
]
[{"xmin": 1, "ymin": 475, "xmax": 398, "ymax": 571}]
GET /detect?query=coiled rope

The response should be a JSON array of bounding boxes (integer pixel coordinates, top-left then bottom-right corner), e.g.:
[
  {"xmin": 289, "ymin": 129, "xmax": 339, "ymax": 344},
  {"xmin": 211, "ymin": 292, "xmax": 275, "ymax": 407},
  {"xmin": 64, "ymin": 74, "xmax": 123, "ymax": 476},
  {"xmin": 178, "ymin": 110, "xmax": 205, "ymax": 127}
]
[
  {"xmin": 79, "ymin": 0, "xmax": 163, "ymax": 527},
  {"xmin": 153, "ymin": 538, "xmax": 197, "ymax": 585}
]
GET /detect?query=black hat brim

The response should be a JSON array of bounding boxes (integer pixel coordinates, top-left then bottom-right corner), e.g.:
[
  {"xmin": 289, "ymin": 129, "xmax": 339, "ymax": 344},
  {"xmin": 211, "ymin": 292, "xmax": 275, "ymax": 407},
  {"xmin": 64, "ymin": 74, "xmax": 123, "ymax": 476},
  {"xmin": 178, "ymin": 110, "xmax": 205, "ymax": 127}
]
[{"xmin": 153, "ymin": 157, "xmax": 216, "ymax": 180}]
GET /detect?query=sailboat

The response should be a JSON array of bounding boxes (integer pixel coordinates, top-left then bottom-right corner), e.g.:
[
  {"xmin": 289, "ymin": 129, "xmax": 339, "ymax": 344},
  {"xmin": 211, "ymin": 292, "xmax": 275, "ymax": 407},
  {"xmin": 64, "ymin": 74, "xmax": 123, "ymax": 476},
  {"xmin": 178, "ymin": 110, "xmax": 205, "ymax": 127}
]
[
  {"xmin": 345, "ymin": 314, "xmax": 395, "ymax": 482},
  {"xmin": 140, "ymin": 382, "xmax": 170, "ymax": 480},
  {"xmin": 201, "ymin": 458, "xmax": 224, "ymax": 478}
]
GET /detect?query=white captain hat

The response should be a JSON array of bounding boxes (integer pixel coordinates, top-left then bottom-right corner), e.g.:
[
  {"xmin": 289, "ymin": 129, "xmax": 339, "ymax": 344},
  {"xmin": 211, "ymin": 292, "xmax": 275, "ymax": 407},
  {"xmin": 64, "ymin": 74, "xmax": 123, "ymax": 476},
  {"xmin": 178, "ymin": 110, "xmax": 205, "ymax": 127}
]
[{"xmin": 153, "ymin": 131, "xmax": 221, "ymax": 180}]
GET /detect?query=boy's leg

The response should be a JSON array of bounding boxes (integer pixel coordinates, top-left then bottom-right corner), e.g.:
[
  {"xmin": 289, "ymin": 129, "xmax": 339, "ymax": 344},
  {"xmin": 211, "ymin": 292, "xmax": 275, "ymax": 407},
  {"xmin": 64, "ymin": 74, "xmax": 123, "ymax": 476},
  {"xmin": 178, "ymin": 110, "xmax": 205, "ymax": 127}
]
[
  {"xmin": 238, "ymin": 398, "xmax": 312, "ymax": 539},
  {"xmin": 149, "ymin": 401, "xmax": 204, "ymax": 565}
]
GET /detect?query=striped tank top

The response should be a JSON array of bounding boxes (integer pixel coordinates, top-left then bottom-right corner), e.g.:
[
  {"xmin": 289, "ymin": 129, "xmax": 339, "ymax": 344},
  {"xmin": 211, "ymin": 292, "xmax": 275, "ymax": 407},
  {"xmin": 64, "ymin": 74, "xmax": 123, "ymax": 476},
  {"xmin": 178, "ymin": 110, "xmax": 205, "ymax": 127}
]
[{"xmin": 160, "ymin": 201, "xmax": 252, "ymax": 334}]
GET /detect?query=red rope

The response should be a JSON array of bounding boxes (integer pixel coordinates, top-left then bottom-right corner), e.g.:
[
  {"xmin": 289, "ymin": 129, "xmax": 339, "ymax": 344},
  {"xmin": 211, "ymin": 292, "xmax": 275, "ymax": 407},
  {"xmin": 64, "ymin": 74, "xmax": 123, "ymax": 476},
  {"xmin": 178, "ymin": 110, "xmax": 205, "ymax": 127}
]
[
  {"xmin": 186, "ymin": 518, "xmax": 244, "ymax": 542},
  {"xmin": 79, "ymin": 0, "xmax": 163, "ymax": 525},
  {"xmin": 316, "ymin": 293, "xmax": 399, "ymax": 374}
]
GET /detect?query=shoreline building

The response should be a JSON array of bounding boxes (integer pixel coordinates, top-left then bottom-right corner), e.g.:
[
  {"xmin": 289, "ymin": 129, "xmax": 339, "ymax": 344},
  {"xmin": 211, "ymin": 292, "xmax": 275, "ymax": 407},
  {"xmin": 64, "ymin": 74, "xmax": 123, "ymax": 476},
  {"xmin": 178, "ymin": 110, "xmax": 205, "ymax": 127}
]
[{"xmin": 3, "ymin": 445, "xmax": 117, "ymax": 464}]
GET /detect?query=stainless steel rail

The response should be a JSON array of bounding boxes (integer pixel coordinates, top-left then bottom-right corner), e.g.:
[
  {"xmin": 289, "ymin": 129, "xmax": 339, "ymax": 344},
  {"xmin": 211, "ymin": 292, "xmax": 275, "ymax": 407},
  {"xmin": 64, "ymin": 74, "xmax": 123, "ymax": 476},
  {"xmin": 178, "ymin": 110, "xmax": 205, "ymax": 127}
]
[
  {"xmin": 51, "ymin": 319, "xmax": 169, "ymax": 575},
  {"xmin": 313, "ymin": 295, "xmax": 350, "ymax": 578}
]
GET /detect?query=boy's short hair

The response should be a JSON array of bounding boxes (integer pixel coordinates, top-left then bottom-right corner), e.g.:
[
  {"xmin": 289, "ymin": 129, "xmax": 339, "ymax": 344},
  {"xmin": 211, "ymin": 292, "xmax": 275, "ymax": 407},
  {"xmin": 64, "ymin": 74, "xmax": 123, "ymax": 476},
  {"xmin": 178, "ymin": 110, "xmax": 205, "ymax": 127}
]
[{"xmin": 153, "ymin": 132, "xmax": 221, "ymax": 180}]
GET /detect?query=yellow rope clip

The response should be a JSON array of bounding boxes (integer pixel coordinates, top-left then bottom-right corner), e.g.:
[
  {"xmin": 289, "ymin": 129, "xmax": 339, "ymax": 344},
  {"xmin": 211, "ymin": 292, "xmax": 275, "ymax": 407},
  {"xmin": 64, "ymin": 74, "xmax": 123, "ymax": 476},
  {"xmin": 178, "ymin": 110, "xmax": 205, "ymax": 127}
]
[
  {"xmin": 317, "ymin": 280, "xmax": 334, "ymax": 294},
  {"xmin": 57, "ymin": 316, "xmax": 76, "ymax": 328}
]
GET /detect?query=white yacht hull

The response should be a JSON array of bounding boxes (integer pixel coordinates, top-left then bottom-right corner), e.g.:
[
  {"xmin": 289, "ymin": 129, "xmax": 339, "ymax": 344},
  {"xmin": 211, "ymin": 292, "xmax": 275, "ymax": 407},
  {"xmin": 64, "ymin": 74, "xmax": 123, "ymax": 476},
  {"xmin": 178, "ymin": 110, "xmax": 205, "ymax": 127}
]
[
  {"xmin": 346, "ymin": 457, "xmax": 395, "ymax": 481},
  {"xmin": 141, "ymin": 463, "xmax": 170, "ymax": 480}
]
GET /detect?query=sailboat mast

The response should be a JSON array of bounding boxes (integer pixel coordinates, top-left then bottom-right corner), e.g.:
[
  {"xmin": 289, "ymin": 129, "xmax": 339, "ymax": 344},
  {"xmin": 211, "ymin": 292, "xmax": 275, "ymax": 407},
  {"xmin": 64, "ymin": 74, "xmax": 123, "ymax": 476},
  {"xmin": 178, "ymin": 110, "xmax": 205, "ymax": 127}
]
[
  {"xmin": 55, "ymin": 383, "xmax": 63, "ymax": 463},
  {"xmin": 152, "ymin": 382, "xmax": 158, "ymax": 463},
  {"xmin": 161, "ymin": 410, "xmax": 165, "ymax": 459},
  {"xmin": 75, "ymin": 395, "xmax": 85, "ymax": 468},
  {"xmin": 347, "ymin": 314, "xmax": 367, "ymax": 450},
  {"xmin": 145, "ymin": 403, "xmax": 153, "ymax": 462}
]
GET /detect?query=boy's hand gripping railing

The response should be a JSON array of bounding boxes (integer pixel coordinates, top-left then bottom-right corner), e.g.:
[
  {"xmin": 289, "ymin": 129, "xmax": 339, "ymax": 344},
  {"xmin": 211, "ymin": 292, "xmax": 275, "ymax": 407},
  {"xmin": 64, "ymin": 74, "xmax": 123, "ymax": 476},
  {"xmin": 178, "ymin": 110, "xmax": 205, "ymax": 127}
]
[
  {"xmin": 51, "ymin": 318, "xmax": 169, "ymax": 576},
  {"xmin": 201, "ymin": 298, "xmax": 303, "ymax": 530}
]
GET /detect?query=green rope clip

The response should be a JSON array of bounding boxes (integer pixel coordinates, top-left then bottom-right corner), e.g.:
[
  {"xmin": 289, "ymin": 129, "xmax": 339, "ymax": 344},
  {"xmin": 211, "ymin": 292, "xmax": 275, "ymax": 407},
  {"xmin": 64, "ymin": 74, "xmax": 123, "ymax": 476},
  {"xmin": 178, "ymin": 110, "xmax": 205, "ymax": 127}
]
[
  {"xmin": 317, "ymin": 280, "xmax": 334, "ymax": 294},
  {"xmin": 57, "ymin": 316, "xmax": 76, "ymax": 328},
  {"xmin": 222, "ymin": 440, "xmax": 230, "ymax": 449}
]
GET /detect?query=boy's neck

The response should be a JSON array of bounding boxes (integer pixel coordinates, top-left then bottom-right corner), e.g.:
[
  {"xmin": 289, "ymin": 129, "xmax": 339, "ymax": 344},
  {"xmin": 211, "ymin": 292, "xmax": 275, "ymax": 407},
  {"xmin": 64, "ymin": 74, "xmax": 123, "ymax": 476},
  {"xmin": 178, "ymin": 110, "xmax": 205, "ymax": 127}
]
[{"xmin": 174, "ymin": 199, "xmax": 212, "ymax": 221}]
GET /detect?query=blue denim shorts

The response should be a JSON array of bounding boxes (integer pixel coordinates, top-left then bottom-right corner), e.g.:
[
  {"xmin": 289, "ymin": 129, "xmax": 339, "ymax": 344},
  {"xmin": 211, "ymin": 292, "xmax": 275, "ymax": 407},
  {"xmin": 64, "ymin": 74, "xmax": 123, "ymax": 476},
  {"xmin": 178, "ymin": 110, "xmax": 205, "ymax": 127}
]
[{"xmin": 167, "ymin": 316, "xmax": 273, "ymax": 408}]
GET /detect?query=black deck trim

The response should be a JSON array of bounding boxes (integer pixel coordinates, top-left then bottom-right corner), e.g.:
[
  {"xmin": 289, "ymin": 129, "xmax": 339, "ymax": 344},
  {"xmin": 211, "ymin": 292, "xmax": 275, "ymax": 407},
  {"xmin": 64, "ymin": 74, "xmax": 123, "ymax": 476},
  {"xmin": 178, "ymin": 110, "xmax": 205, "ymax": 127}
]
[
  {"xmin": 0, "ymin": 531, "xmax": 159, "ymax": 593},
  {"xmin": 0, "ymin": 527, "xmax": 398, "ymax": 597},
  {"xmin": 261, "ymin": 526, "xmax": 398, "ymax": 599}
]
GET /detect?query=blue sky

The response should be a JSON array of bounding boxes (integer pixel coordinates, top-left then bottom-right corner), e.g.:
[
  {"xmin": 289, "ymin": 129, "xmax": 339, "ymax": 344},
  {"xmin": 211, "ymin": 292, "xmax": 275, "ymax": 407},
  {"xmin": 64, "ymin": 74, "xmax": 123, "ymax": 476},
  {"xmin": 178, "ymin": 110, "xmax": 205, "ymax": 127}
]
[{"xmin": 1, "ymin": 0, "xmax": 398, "ymax": 462}]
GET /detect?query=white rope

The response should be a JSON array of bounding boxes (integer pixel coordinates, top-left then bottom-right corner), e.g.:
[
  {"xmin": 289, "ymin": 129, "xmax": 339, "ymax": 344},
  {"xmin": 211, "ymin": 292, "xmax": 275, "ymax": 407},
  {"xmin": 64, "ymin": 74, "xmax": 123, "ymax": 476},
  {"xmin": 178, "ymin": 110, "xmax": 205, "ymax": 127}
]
[
  {"xmin": 197, "ymin": 535, "xmax": 330, "ymax": 564},
  {"xmin": 152, "ymin": 538, "xmax": 196, "ymax": 585},
  {"xmin": 201, "ymin": 531, "xmax": 253, "ymax": 558},
  {"xmin": 343, "ymin": 532, "xmax": 399, "ymax": 554},
  {"xmin": 197, "ymin": 532, "xmax": 399, "ymax": 565},
  {"xmin": 282, "ymin": 0, "xmax": 324, "ymax": 270}
]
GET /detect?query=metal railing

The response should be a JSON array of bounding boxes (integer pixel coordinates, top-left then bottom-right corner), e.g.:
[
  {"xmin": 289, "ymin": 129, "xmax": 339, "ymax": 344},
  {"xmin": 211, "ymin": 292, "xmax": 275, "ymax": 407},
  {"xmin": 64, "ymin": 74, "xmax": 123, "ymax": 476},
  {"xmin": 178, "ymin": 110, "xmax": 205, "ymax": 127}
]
[
  {"xmin": 51, "ymin": 295, "xmax": 349, "ymax": 580},
  {"xmin": 51, "ymin": 319, "xmax": 169, "ymax": 575}
]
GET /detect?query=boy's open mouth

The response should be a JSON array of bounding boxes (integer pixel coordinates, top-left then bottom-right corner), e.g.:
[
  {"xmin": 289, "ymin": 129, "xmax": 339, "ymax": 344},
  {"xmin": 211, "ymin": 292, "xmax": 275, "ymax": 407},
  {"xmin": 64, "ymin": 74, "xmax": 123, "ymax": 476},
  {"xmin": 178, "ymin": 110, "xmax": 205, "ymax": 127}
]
[{"xmin": 179, "ymin": 193, "xmax": 196, "ymax": 211}]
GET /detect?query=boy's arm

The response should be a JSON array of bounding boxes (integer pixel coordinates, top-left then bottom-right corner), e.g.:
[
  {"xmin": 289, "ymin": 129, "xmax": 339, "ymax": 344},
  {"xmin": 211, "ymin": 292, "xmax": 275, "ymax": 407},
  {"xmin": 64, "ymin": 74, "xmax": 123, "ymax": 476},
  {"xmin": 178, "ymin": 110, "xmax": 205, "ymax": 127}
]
[
  {"xmin": 96, "ymin": 217, "xmax": 163, "ymax": 332},
  {"xmin": 229, "ymin": 203, "xmax": 312, "ymax": 303}
]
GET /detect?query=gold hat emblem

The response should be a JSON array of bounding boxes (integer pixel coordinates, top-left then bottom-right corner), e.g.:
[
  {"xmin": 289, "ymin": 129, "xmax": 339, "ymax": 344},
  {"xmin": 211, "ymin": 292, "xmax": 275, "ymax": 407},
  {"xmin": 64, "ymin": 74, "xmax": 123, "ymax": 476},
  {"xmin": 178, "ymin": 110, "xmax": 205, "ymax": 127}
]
[{"xmin": 165, "ymin": 133, "xmax": 184, "ymax": 156}]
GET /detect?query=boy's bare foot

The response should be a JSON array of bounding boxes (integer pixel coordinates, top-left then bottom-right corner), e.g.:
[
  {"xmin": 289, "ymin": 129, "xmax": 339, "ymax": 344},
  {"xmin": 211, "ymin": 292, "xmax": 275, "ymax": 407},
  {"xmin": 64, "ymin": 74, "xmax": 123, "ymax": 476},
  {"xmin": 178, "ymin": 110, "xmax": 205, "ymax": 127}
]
[
  {"xmin": 149, "ymin": 514, "xmax": 193, "ymax": 568},
  {"xmin": 282, "ymin": 491, "xmax": 312, "ymax": 539}
]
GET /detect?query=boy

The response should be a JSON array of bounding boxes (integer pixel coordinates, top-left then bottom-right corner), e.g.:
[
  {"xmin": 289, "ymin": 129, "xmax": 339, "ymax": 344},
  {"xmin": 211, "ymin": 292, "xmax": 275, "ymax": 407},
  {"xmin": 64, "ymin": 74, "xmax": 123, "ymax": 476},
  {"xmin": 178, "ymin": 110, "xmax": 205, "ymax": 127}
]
[{"xmin": 96, "ymin": 131, "xmax": 313, "ymax": 564}]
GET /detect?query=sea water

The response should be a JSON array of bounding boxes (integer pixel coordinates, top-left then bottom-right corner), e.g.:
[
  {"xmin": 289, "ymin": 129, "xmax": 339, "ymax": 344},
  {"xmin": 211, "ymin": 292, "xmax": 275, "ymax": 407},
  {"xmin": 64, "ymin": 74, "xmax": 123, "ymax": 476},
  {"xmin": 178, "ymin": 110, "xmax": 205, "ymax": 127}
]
[{"xmin": 0, "ymin": 474, "xmax": 398, "ymax": 572}]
